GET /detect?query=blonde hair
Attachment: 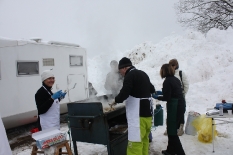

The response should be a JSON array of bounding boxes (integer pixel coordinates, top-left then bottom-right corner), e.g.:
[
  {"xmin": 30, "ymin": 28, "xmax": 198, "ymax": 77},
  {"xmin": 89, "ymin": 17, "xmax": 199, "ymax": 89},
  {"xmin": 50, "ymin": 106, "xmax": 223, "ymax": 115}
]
[{"xmin": 160, "ymin": 64, "xmax": 175, "ymax": 78}]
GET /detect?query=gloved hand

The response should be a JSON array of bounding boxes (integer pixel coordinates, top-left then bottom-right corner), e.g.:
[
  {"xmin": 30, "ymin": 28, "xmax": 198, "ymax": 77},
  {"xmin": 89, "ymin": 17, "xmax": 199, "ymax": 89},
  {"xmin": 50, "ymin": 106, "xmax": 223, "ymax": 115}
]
[
  {"xmin": 60, "ymin": 92, "xmax": 67, "ymax": 99},
  {"xmin": 156, "ymin": 91, "xmax": 163, "ymax": 95},
  {"xmin": 152, "ymin": 93, "xmax": 158, "ymax": 99},
  {"xmin": 51, "ymin": 90, "xmax": 62, "ymax": 100}
]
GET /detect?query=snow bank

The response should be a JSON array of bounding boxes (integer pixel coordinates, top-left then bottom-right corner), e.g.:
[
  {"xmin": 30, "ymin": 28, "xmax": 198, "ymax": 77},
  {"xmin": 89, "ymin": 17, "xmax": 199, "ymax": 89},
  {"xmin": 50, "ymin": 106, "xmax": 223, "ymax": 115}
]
[{"xmin": 88, "ymin": 27, "xmax": 233, "ymax": 114}]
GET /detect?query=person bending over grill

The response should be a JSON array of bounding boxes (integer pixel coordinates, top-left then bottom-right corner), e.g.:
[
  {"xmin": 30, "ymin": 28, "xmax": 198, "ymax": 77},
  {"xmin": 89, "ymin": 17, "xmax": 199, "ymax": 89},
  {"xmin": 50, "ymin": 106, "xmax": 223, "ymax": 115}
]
[
  {"xmin": 109, "ymin": 57, "xmax": 156, "ymax": 155},
  {"xmin": 35, "ymin": 70, "xmax": 67, "ymax": 131}
]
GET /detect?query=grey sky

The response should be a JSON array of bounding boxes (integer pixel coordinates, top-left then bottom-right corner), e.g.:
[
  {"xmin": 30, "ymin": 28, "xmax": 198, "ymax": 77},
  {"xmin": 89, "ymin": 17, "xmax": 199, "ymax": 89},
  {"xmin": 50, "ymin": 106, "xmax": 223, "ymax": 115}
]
[{"xmin": 0, "ymin": 0, "xmax": 183, "ymax": 57}]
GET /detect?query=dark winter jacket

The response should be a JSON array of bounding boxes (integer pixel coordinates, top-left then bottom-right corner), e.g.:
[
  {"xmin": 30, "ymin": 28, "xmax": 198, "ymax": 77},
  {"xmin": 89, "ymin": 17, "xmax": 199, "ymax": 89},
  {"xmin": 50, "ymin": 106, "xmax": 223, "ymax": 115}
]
[
  {"xmin": 157, "ymin": 76, "xmax": 185, "ymax": 106},
  {"xmin": 35, "ymin": 83, "xmax": 55, "ymax": 115},
  {"xmin": 115, "ymin": 66, "xmax": 156, "ymax": 117}
]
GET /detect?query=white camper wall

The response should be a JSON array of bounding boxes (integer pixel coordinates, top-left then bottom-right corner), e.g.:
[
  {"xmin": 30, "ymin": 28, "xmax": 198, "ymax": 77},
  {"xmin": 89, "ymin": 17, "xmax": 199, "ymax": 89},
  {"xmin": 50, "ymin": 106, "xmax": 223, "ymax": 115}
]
[{"xmin": 0, "ymin": 41, "xmax": 88, "ymax": 129}]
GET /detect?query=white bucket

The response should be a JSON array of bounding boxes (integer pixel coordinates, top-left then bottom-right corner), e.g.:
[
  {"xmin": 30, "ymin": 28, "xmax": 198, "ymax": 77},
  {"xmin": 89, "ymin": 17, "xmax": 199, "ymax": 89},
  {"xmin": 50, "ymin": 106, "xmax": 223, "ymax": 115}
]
[{"xmin": 185, "ymin": 111, "xmax": 200, "ymax": 136}]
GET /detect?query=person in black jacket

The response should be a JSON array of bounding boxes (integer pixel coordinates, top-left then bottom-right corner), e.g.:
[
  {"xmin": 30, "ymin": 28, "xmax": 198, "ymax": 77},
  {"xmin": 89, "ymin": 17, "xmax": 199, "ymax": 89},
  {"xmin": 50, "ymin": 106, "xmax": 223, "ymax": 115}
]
[
  {"xmin": 35, "ymin": 70, "xmax": 66, "ymax": 131},
  {"xmin": 110, "ymin": 57, "xmax": 156, "ymax": 155},
  {"xmin": 153, "ymin": 64, "xmax": 185, "ymax": 155}
]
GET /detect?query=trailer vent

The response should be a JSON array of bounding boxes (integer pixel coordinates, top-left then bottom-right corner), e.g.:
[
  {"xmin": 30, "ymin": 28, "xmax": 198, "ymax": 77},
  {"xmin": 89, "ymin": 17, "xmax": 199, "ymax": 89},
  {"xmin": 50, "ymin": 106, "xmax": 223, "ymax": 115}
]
[
  {"xmin": 48, "ymin": 41, "xmax": 79, "ymax": 47},
  {"xmin": 43, "ymin": 58, "xmax": 54, "ymax": 66}
]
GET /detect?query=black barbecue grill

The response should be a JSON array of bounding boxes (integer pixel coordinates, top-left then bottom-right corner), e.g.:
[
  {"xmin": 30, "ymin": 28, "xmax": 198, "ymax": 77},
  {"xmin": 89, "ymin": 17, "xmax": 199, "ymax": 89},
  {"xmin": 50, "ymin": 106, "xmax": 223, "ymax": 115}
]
[{"xmin": 67, "ymin": 102, "xmax": 128, "ymax": 155}]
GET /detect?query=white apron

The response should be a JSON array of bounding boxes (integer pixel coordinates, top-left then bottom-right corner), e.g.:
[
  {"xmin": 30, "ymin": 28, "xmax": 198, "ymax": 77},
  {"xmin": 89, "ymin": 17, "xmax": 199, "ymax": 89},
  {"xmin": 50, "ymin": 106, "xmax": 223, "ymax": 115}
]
[
  {"xmin": 126, "ymin": 95, "xmax": 152, "ymax": 142},
  {"xmin": 0, "ymin": 113, "xmax": 12, "ymax": 155},
  {"xmin": 126, "ymin": 95, "xmax": 141, "ymax": 142},
  {"xmin": 39, "ymin": 86, "xmax": 60, "ymax": 130}
]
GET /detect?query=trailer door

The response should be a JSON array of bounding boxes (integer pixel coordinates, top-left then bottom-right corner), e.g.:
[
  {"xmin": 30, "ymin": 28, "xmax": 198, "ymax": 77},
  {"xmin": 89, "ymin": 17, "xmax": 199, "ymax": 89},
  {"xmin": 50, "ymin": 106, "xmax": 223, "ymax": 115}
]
[{"xmin": 67, "ymin": 74, "xmax": 87, "ymax": 102}]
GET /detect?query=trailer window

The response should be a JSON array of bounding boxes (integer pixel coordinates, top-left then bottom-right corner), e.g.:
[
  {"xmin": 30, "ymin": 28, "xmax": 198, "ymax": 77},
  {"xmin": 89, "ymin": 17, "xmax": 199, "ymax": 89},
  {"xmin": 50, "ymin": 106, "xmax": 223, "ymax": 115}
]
[
  {"xmin": 17, "ymin": 61, "xmax": 39, "ymax": 76},
  {"xmin": 70, "ymin": 55, "xmax": 83, "ymax": 66},
  {"xmin": 43, "ymin": 58, "xmax": 54, "ymax": 66}
]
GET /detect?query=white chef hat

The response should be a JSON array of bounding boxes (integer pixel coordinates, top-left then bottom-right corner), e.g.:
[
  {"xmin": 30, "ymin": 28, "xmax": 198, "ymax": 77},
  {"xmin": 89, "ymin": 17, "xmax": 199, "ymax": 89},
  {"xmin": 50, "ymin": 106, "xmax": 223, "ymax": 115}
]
[{"xmin": 41, "ymin": 70, "xmax": 54, "ymax": 82}]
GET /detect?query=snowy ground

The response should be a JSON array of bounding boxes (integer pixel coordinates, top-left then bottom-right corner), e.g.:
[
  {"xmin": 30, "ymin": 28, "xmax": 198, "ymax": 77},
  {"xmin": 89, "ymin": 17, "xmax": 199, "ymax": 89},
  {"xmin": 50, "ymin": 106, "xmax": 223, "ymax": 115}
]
[{"xmin": 12, "ymin": 28, "xmax": 233, "ymax": 154}]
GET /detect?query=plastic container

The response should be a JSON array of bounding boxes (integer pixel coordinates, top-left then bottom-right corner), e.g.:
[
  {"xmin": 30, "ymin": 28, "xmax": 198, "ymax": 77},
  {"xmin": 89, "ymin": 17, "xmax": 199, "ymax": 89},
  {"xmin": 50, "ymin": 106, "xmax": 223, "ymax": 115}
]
[
  {"xmin": 228, "ymin": 110, "xmax": 232, "ymax": 115},
  {"xmin": 219, "ymin": 105, "xmax": 223, "ymax": 116},
  {"xmin": 154, "ymin": 104, "xmax": 163, "ymax": 126},
  {"xmin": 185, "ymin": 111, "xmax": 200, "ymax": 136}
]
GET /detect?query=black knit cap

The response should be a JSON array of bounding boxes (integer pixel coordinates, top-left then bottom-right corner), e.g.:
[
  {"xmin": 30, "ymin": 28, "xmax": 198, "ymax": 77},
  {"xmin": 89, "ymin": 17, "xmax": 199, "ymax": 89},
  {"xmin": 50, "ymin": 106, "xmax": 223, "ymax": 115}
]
[{"xmin": 118, "ymin": 57, "xmax": 132, "ymax": 69}]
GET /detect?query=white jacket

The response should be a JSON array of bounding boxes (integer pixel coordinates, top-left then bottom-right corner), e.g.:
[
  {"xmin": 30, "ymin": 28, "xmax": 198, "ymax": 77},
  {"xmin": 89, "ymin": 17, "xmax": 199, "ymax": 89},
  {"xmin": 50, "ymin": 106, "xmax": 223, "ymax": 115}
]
[{"xmin": 174, "ymin": 69, "xmax": 189, "ymax": 96}]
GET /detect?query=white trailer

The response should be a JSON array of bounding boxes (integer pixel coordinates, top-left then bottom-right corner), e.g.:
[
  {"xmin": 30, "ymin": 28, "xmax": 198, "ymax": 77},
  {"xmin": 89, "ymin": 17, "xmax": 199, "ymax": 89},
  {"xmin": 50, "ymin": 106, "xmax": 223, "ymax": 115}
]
[{"xmin": 0, "ymin": 38, "xmax": 89, "ymax": 129}]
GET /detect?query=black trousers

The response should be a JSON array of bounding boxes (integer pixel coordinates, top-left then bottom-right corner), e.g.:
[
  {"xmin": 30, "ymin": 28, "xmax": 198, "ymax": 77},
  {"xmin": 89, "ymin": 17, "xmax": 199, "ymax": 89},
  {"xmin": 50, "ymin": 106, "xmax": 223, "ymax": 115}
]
[{"xmin": 167, "ymin": 135, "xmax": 185, "ymax": 155}]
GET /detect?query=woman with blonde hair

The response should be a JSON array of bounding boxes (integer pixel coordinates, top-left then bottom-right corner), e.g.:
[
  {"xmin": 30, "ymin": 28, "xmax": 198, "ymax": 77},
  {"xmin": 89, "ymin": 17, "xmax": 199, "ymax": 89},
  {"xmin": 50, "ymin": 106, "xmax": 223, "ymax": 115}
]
[{"xmin": 153, "ymin": 64, "xmax": 185, "ymax": 155}]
